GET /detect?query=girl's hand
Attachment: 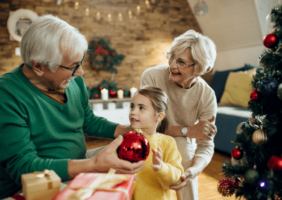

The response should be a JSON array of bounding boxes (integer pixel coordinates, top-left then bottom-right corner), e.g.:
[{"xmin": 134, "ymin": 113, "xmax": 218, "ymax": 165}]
[{"xmin": 151, "ymin": 147, "xmax": 163, "ymax": 172}]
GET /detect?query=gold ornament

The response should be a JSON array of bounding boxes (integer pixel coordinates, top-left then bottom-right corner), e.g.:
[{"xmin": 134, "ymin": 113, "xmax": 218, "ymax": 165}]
[
  {"xmin": 252, "ymin": 126, "xmax": 267, "ymax": 144},
  {"xmin": 274, "ymin": 194, "xmax": 282, "ymax": 200}
]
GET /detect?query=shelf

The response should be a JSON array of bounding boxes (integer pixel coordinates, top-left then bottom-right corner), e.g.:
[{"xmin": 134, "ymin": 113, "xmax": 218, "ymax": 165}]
[{"xmin": 89, "ymin": 97, "xmax": 131, "ymax": 103}]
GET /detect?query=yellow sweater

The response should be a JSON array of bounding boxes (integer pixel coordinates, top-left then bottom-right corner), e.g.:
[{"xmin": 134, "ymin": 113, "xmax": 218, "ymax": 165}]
[{"xmin": 133, "ymin": 133, "xmax": 184, "ymax": 200}]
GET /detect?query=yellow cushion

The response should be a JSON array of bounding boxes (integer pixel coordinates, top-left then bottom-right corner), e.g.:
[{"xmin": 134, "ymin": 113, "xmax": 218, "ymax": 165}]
[{"xmin": 218, "ymin": 68, "xmax": 256, "ymax": 107}]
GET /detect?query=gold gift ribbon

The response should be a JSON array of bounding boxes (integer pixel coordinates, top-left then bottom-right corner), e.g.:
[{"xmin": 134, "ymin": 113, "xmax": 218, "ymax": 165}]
[
  {"xmin": 66, "ymin": 168, "xmax": 130, "ymax": 200},
  {"xmin": 32, "ymin": 169, "xmax": 53, "ymax": 189}
]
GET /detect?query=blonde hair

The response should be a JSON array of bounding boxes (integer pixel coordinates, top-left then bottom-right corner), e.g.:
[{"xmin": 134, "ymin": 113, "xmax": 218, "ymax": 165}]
[
  {"xmin": 169, "ymin": 30, "xmax": 217, "ymax": 75},
  {"xmin": 137, "ymin": 86, "xmax": 169, "ymax": 133},
  {"xmin": 21, "ymin": 15, "xmax": 88, "ymax": 72}
]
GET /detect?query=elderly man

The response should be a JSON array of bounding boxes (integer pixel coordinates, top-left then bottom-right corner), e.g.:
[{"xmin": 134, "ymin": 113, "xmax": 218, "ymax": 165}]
[{"xmin": 0, "ymin": 15, "xmax": 144, "ymax": 198}]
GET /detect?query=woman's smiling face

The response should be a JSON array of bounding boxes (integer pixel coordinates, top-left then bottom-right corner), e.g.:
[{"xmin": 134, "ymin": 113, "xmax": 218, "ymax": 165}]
[{"xmin": 169, "ymin": 48, "xmax": 196, "ymax": 88}]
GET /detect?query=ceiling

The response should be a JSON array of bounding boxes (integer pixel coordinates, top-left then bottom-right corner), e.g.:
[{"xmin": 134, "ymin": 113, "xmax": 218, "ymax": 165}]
[{"xmin": 186, "ymin": 0, "xmax": 267, "ymax": 52}]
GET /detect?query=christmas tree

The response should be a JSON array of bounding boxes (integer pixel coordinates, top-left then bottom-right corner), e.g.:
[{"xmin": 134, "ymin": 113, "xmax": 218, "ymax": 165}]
[{"xmin": 218, "ymin": 5, "xmax": 282, "ymax": 200}]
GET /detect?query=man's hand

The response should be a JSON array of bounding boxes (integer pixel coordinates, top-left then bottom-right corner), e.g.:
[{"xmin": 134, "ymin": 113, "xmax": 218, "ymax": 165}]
[
  {"xmin": 92, "ymin": 135, "xmax": 145, "ymax": 174},
  {"xmin": 188, "ymin": 116, "xmax": 217, "ymax": 140},
  {"xmin": 151, "ymin": 147, "xmax": 163, "ymax": 172},
  {"xmin": 170, "ymin": 167, "xmax": 199, "ymax": 191}
]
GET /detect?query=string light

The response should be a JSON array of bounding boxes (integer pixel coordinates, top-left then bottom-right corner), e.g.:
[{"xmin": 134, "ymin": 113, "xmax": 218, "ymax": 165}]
[
  {"xmin": 137, "ymin": 6, "xmax": 141, "ymax": 15},
  {"xmin": 85, "ymin": 7, "xmax": 89, "ymax": 16},
  {"xmin": 74, "ymin": 1, "xmax": 79, "ymax": 10},
  {"xmin": 108, "ymin": 13, "xmax": 112, "ymax": 22},
  {"xmin": 128, "ymin": 10, "xmax": 133, "ymax": 19},
  {"xmin": 118, "ymin": 13, "xmax": 123, "ymax": 21},
  {"xmin": 96, "ymin": 12, "xmax": 101, "ymax": 21}
]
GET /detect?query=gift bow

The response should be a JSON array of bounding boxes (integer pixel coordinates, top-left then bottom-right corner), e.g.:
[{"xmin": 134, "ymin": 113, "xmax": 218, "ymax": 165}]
[
  {"xmin": 33, "ymin": 169, "xmax": 53, "ymax": 189},
  {"xmin": 67, "ymin": 168, "xmax": 130, "ymax": 200}
]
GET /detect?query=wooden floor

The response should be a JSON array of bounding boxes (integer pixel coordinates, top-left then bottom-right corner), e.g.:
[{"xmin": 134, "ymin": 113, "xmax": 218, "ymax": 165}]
[{"xmin": 85, "ymin": 136, "xmax": 235, "ymax": 200}]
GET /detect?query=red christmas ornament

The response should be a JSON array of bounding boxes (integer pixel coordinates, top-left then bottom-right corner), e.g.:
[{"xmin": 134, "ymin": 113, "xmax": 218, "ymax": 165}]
[
  {"xmin": 267, "ymin": 155, "xmax": 282, "ymax": 171},
  {"xmin": 117, "ymin": 131, "xmax": 150, "ymax": 163},
  {"xmin": 218, "ymin": 178, "xmax": 237, "ymax": 197},
  {"xmin": 250, "ymin": 91, "xmax": 259, "ymax": 101},
  {"xmin": 231, "ymin": 148, "xmax": 243, "ymax": 160},
  {"xmin": 99, "ymin": 87, "xmax": 103, "ymax": 90},
  {"xmin": 109, "ymin": 90, "xmax": 117, "ymax": 97},
  {"xmin": 94, "ymin": 94, "xmax": 99, "ymax": 98},
  {"xmin": 263, "ymin": 34, "xmax": 278, "ymax": 48}
]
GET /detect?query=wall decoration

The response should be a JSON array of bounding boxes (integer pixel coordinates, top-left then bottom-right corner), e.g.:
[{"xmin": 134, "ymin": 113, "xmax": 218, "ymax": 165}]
[
  {"xmin": 7, "ymin": 9, "xmax": 38, "ymax": 42},
  {"xmin": 88, "ymin": 38, "xmax": 125, "ymax": 74}
]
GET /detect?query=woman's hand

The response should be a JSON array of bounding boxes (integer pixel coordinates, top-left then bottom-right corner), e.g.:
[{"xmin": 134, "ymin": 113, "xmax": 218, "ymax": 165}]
[
  {"xmin": 189, "ymin": 116, "xmax": 217, "ymax": 140},
  {"xmin": 170, "ymin": 167, "xmax": 199, "ymax": 191},
  {"xmin": 151, "ymin": 147, "xmax": 163, "ymax": 172}
]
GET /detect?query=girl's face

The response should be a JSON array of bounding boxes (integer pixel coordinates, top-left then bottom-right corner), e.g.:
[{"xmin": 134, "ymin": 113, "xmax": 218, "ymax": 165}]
[
  {"xmin": 169, "ymin": 48, "xmax": 196, "ymax": 88},
  {"xmin": 129, "ymin": 93, "xmax": 159, "ymax": 134}
]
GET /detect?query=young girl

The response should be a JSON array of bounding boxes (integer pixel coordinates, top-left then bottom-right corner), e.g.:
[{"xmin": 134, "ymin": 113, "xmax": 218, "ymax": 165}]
[{"xmin": 130, "ymin": 86, "xmax": 184, "ymax": 200}]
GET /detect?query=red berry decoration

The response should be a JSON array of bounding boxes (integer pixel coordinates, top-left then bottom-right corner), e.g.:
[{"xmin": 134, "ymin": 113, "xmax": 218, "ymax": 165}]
[
  {"xmin": 218, "ymin": 178, "xmax": 237, "ymax": 197},
  {"xmin": 268, "ymin": 155, "xmax": 282, "ymax": 171},
  {"xmin": 263, "ymin": 33, "xmax": 278, "ymax": 48},
  {"xmin": 117, "ymin": 131, "xmax": 150, "ymax": 163},
  {"xmin": 94, "ymin": 94, "xmax": 99, "ymax": 98},
  {"xmin": 99, "ymin": 87, "xmax": 103, "ymax": 90},
  {"xmin": 109, "ymin": 90, "xmax": 117, "ymax": 97},
  {"xmin": 250, "ymin": 91, "xmax": 259, "ymax": 101},
  {"xmin": 231, "ymin": 148, "xmax": 243, "ymax": 160}
]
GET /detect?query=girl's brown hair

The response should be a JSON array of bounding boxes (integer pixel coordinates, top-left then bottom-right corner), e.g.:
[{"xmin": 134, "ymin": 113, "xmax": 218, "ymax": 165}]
[{"xmin": 137, "ymin": 86, "xmax": 169, "ymax": 133}]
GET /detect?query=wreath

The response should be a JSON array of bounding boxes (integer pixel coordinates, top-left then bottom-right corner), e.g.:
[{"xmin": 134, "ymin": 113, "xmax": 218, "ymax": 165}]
[{"xmin": 88, "ymin": 38, "xmax": 125, "ymax": 74}]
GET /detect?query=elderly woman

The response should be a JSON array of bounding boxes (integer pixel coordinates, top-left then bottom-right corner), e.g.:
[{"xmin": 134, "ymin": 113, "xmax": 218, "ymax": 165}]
[{"xmin": 140, "ymin": 30, "xmax": 217, "ymax": 200}]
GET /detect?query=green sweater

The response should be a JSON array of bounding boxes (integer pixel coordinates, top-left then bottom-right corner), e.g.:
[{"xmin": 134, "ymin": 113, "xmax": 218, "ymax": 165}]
[{"xmin": 0, "ymin": 64, "xmax": 118, "ymax": 198}]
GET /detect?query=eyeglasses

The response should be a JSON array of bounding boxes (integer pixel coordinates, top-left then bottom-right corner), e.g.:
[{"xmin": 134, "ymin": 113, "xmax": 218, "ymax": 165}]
[
  {"xmin": 59, "ymin": 53, "xmax": 85, "ymax": 76},
  {"xmin": 166, "ymin": 52, "xmax": 195, "ymax": 69}
]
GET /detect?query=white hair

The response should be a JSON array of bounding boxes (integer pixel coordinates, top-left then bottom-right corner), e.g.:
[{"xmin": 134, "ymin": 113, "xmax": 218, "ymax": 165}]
[
  {"xmin": 20, "ymin": 15, "xmax": 88, "ymax": 72},
  {"xmin": 169, "ymin": 30, "xmax": 217, "ymax": 75}
]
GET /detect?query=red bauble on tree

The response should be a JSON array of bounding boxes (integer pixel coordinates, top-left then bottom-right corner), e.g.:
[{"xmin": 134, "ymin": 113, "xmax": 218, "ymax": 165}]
[
  {"xmin": 250, "ymin": 91, "xmax": 259, "ymax": 101},
  {"xmin": 268, "ymin": 155, "xmax": 282, "ymax": 171},
  {"xmin": 231, "ymin": 148, "xmax": 243, "ymax": 160},
  {"xmin": 117, "ymin": 131, "xmax": 150, "ymax": 163},
  {"xmin": 263, "ymin": 33, "xmax": 278, "ymax": 48}
]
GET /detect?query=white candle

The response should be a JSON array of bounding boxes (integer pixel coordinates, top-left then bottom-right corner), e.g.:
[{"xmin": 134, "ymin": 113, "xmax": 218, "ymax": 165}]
[
  {"xmin": 130, "ymin": 87, "xmax": 137, "ymax": 98},
  {"xmin": 101, "ymin": 88, "xmax": 108, "ymax": 100},
  {"xmin": 118, "ymin": 89, "xmax": 123, "ymax": 99}
]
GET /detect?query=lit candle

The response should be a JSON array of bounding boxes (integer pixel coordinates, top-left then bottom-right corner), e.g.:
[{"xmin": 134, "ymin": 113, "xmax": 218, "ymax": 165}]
[
  {"xmin": 118, "ymin": 13, "xmax": 123, "ymax": 21},
  {"xmin": 101, "ymin": 88, "xmax": 108, "ymax": 100},
  {"xmin": 85, "ymin": 7, "xmax": 89, "ymax": 16},
  {"xmin": 145, "ymin": 0, "xmax": 150, "ymax": 8},
  {"xmin": 118, "ymin": 89, "xmax": 124, "ymax": 99},
  {"xmin": 128, "ymin": 10, "xmax": 132, "ymax": 19},
  {"xmin": 130, "ymin": 87, "xmax": 137, "ymax": 98},
  {"xmin": 74, "ymin": 1, "xmax": 79, "ymax": 10},
  {"xmin": 108, "ymin": 13, "xmax": 112, "ymax": 22}
]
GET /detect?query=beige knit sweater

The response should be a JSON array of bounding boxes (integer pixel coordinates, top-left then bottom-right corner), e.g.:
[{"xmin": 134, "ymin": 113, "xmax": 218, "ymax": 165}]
[{"xmin": 140, "ymin": 65, "xmax": 217, "ymax": 165}]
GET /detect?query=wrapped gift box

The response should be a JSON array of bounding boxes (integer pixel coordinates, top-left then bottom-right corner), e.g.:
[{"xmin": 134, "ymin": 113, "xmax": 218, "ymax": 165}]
[
  {"xmin": 53, "ymin": 170, "xmax": 134, "ymax": 200},
  {"xmin": 21, "ymin": 170, "xmax": 61, "ymax": 200}
]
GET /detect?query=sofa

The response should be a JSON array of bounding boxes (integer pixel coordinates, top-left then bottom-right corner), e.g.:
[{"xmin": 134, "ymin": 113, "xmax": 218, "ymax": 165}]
[{"xmin": 207, "ymin": 64, "xmax": 258, "ymax": 154}]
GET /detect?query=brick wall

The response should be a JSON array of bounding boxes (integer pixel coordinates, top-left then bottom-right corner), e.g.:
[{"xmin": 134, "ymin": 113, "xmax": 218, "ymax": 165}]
[{"xmin": 0, "ymin": 0, "xmax": 201, "ymax": 89}]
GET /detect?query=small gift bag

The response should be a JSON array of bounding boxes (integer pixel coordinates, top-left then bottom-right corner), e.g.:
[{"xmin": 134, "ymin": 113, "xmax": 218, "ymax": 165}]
[
  {"xmin": 21, "ymin": 169, "xmax": 61, "ymax": 200},
  {"xmin": 53, "ymin": 169, "xmax": 134, "ymax": 200}
]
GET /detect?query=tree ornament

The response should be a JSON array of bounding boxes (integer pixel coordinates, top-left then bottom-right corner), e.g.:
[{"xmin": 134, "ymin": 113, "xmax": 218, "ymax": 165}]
[
  {"xmin": 236, "ymin": 122, "xmax": 245, "ymax": 134},
  {"xmin": 231, "ymin": 148, "xmax": 243, "ymax": 160},
  {"xmin": 231, "ymin": 155, "xmax": 247, "ymax": 166},
  {"xmin": 222, "ymin": 163, "xmax": 227, "ymax": 172},
  {"xmin": 252, "ymin": 126, "xmax": 268, "ymax": 144},
  {"xmin": 244, "ymin": 169, "xmax": 259, "ymax": 185},
  {"xmin": 259, "ymin": 76, "xmax": 278, "ymax": 96},
  {"xmin": 250, "ymin": 91, "xmax": 259, "ymax": 101},
  {"xmin": 94, "ymin": 94, "xmax": 99, "ymax": 99},
  {"xmin": 117, "ymin": 131, "xmax": 150, "ymax": 163},
  {"xmin": 109, "ymin": 90, "xmax": 117, "ymax": 97},
  {"xmin": 277, "ymin": 83, "xmax": 282, "ymax": 100},
  {"xmin": 267, "ymin": 155, "xmax": 282, "ymax": 171},
  {"xmin": 263, "ymin": 33, "xmax": 278, "ymax": 48},
  {"xmin": 217, "ymin": 178, "xmax": 238, "ymax": 197},
  {"xmin": 248, "ymin": 117, "xmax": 261, "ymax": 129},
  {"xmin": 274, "ymin": 194, "xmax": 282, "ymax": 200}
]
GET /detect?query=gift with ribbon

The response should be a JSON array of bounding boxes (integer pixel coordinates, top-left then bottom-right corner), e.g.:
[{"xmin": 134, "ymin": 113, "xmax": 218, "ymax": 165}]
[
  {"xmin": 21, "ymin": 169, "xmax": 61, "ymax": 200},
  {"xmin": 52, "ymin": 168, "xmax": 134, "ymax": 200}
]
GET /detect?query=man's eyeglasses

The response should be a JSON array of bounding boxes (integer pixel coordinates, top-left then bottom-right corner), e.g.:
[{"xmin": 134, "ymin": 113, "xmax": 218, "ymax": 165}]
[
  {"xmin": 59, "ymin": 53, "xmax": 85, "ymax": 76},
  {"xmin": 166, "ymin": 52, "xmax": 195, "ymax": 69}
]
